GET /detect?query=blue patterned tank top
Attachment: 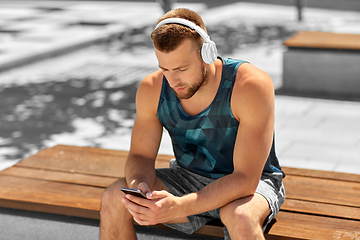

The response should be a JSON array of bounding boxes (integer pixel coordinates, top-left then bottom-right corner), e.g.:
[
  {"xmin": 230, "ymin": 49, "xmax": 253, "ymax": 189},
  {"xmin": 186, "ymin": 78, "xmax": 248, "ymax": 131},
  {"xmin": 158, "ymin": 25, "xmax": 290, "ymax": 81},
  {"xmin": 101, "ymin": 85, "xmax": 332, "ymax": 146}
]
[{"xmin": 157, "ymin": 57, "xmax": 284, "ymax": 179}]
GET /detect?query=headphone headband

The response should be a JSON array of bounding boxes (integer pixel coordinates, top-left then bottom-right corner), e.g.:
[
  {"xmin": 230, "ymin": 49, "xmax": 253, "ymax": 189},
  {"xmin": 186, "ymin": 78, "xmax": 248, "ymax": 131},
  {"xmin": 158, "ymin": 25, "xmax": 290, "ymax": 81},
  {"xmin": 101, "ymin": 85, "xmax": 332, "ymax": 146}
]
[
  {"xmin": 153, "ymin": 17, "xmax": 217, "ymax": 64},
  {"xmin": 154, "ymin": 18, "xmax": 210, "ymax": 42}
]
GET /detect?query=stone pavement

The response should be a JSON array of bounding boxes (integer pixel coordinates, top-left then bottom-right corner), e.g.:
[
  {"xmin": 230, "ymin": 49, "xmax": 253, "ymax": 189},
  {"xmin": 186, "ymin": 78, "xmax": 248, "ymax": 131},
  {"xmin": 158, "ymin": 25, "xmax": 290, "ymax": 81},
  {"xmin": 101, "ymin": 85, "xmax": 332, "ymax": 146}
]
[
  {"xmin": 275, "ymin": 95, "xmax": 360, "ymax": 174},
  {"xmin": 0, "ymin": 1, "xmax": 206, "ymax": 72},
  {"xmin": 0, "ymin": 1, "xmax": 359, "ymax": 174}
]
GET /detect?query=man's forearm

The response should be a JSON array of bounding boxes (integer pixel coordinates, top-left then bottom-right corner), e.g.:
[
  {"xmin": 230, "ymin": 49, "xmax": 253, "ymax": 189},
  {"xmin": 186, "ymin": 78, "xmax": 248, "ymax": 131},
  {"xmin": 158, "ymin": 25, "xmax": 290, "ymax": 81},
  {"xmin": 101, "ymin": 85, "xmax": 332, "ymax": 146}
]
[
  {"xmin": 125, "ymin": 154, "xmax": 157, "ymax": 189},
  {"xmin": 179, "ymin": 172, "xmax": 258, "ymax": 217}
]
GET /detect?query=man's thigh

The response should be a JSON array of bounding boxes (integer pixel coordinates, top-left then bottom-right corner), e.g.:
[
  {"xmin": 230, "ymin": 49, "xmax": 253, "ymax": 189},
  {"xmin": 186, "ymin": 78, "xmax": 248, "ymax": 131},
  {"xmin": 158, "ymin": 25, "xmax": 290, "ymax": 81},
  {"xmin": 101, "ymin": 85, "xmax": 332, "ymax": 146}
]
[
  {"xmin": 152, "ymin": 174, "xmax": 190, "ymax": 224},
  {"xmin": 155, "ymin": 161, "xmax": 218, "ymax": 232},
  {"xmin": 151, "ymin": 175, "xmax": 170, "ymax": 191}
]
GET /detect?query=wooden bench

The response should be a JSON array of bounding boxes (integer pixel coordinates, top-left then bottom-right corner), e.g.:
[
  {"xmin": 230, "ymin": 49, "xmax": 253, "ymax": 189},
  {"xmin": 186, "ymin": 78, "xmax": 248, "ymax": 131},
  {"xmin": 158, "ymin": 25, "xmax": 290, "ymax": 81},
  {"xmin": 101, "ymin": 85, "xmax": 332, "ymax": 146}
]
[
  {"xmin": 0, "ymin": 145, "xmax": 359, "ymax": 239},
  {"xmin": 281, "ymin": 31, "xmax": 360, "ymax": 99}
]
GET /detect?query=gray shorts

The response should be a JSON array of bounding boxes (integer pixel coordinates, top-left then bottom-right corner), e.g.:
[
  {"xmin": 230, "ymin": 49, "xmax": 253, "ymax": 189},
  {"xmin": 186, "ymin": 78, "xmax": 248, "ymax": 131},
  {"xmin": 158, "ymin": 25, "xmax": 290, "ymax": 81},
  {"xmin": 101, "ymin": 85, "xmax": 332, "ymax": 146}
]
[{"xmin": 155, "ymin": 160, "xmax": 285, "ymax": 239}]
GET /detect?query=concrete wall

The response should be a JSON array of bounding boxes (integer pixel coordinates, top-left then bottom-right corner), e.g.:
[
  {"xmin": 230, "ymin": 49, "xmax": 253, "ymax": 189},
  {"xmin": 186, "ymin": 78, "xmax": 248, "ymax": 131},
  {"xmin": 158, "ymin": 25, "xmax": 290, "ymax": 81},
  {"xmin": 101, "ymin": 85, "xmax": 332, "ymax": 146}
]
[
  {"xmin": 282, "ymin": 48, "xmax": 360, "ymax": 97},
  {"xmin": 0, "ymin": 207, "xmax": 221, "ymax": 240},
  {"xmin": 0, "ymin": 207, "xmax": 100, "ymax": 240}
]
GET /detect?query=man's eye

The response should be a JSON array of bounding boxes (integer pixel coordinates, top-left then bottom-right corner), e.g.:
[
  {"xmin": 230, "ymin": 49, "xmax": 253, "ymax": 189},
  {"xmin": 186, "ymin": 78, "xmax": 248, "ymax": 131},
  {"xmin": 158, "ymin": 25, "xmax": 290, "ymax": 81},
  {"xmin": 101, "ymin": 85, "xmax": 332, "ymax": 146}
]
[{"xmin": 179, "ymin": 68, "xmax": 187, "ymax": 72}]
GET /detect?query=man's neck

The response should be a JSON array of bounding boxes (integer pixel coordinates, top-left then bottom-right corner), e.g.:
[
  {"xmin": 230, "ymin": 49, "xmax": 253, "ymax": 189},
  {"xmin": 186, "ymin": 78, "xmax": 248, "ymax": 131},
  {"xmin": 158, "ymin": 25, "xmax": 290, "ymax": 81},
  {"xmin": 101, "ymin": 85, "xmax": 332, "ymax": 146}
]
[{"xmin": 179, "ymin": 59, "xmax": 223, "ymax": 116}]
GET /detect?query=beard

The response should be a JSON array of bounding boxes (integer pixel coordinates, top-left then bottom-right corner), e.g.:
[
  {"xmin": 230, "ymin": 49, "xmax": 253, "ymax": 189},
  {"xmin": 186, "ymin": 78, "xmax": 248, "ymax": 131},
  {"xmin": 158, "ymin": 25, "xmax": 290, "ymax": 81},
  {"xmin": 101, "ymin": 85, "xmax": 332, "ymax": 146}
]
[{"xmin": 172, "ymin": 67, "xmax": 208, "ymax": 99}]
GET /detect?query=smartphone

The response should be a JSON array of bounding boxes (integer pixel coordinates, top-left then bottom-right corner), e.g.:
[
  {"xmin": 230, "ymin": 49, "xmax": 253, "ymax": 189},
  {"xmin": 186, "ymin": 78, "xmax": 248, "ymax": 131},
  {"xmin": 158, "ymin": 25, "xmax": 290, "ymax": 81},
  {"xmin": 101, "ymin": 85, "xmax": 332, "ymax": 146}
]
[{"xmin": 120, "ymin": 187, "xmax": 147, "ymax": 199}]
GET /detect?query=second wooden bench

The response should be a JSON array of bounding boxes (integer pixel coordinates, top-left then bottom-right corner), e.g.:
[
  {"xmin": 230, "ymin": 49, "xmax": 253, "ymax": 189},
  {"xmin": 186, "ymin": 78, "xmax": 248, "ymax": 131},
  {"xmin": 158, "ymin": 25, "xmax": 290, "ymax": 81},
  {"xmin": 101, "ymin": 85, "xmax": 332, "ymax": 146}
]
[{"xmin": 281, "ymin": 31, "xmax": 360, "ymax": 99}]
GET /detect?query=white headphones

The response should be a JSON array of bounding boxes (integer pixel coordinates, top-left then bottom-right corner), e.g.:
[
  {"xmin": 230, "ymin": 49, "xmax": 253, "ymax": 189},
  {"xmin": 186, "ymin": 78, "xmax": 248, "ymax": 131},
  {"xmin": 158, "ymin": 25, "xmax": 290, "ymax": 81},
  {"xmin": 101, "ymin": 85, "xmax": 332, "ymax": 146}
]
[{"xmin": 154, "ymin": 18, "xmax": 218, "ymax": 64}]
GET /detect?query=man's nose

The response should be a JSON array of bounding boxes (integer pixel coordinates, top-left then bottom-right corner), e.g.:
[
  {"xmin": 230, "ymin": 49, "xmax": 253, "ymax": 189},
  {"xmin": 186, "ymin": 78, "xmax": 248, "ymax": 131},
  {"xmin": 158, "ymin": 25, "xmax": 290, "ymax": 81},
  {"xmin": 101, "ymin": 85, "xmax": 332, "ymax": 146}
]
[{"xmin": 166, "ymin": 71, "xmax": 180, "ymax": 87}]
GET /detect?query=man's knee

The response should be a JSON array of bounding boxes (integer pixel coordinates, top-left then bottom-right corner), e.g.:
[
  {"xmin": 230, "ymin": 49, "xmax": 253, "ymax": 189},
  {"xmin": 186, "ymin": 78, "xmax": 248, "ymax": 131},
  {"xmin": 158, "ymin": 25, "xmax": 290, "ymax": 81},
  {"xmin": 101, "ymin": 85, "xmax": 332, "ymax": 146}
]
[
  {"xmin": 221, "ymin": 199, "xmax": 257, "ymax": 230},
  {"xmin": 220, "ymin": 195, "xmax": 268, "ymax": 237},
  {"xmin": 100, "ymin": 178, "xmax": 127, "ymax": 215}
]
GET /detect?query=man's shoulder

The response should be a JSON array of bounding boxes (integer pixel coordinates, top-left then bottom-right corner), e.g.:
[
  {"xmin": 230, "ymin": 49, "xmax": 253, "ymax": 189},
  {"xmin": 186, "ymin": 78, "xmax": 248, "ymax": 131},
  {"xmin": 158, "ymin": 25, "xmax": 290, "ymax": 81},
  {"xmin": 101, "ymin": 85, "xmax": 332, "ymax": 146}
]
[
  {"xmin": 235, "ymin": 63, "xmax": 272, "ymax": 91},
  {"xmin": 231, "ymin": 63, "xmax": 274, "ymax": 119},
  {"xmin": 140, "ymin": 69, "xmax": 163, "ymax": 89},
  {"xmin": 136, "ymin": 69, "xmax": 164, "ymax": 113}
]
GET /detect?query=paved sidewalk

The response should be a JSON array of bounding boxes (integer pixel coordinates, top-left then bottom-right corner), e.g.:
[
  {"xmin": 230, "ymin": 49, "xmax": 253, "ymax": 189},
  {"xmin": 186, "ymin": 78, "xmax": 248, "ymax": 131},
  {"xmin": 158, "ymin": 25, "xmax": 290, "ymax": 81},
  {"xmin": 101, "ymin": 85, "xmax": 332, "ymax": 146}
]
[
  {"xmin": 0, "ymin": 1, "xmax": 205, "ymax": 72},
  {"xmin": 0, "ymin": 1, "xmax": 359, "ymax": 174},
  {"xmin": 275, "ymin": 96, "xmax": 360, "ymax": 174}
]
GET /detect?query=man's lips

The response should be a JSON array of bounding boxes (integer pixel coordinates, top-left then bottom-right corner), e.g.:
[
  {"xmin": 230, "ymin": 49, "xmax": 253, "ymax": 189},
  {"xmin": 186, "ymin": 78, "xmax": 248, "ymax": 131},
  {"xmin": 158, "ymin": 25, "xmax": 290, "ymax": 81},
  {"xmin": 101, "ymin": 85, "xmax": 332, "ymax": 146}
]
[{"xmin": 174, "ymin": 87, "xmax": 186, "ymax": 92}]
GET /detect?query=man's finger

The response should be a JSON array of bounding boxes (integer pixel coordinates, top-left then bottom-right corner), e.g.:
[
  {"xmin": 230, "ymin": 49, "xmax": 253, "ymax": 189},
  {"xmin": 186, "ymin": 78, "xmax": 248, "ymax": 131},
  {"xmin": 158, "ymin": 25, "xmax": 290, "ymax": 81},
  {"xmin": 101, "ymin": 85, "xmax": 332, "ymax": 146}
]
[
  {"xmin": 125, "ymin": 194, "xmax": 152, "ymax": 207},
  {"xmin": 138, "ymin": 182, "xmax": 151, "ymax": 194},
  {"xmin": 123, "ymin": 196, "xmax": 149, "ymax": 213},
  {"xmin": 125, "ymin": 203, "xmax": 156, "ymax": 226},
  {"xmin": 149, "ymin": 190, "xmax": 169, "ymax": 199}
]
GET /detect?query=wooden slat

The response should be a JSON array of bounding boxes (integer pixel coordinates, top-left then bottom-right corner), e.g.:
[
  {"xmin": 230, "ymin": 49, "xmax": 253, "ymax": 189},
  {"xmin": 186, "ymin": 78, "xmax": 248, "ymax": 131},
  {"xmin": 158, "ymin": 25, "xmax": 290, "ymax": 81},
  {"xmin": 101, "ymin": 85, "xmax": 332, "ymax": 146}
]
[
  {"xmin": 0, "ymin": 198, "xmax": 100, "ymax": 220},
  {"xmin": 44, "ymin": 145, "xmax": 174, "ymax": 163},
  {"xmin": 193, "ymin": 224, "xmax": 311, "ymax": 239},
  {"xmin": 265, "ymin": 235, "xmax": 305, "ymax": 240},
  {"xmin": 281, "ymin": 199, "xmax": 360, "ymax": 221},
  {"xmin": 0, "ymin": 166, "xmax": 118, "ymax": 188},
  {"xmin": 0, "ymin": 175, "xmax": 102, "ymax": 219},
  {"xmin": 282, "ymin": 166, "xmax": 360, "ymax": 183},
  {"xmin": 268, "ymin": 211, "xmax": 360, "ymax": 240},
  {"xmin": 283, "ymin": 31, "xmax": 360, "ymax": 50},
  {"xmin": 16, "ymin": 145, "xmax": 172, "ymax": 177},
  {"xmin": 47, "ymin": 144, "xmax": 128, "ymax": 157},
  {"xmin": 194, "ymin": 224, "xmax": 224, "ymax": 238},
  {"xmin": 283, "ymin": 175, "xmax": 360, "ymax": 208},
  {"xmin": 44, "ymin": 144, "xmax": 174, "ymax": 162},
  {"xmin": 16, "ymin": 146, "xmax": 126, "ymax": 177}
]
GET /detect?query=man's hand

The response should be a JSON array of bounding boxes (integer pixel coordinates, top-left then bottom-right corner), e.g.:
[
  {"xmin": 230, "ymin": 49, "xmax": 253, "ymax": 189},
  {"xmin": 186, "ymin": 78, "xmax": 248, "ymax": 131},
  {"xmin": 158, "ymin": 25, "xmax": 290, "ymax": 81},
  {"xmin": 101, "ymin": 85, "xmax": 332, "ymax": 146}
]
[{"xmin": 122, "ymin": 187, "xmax": 183, "ymax": 226}]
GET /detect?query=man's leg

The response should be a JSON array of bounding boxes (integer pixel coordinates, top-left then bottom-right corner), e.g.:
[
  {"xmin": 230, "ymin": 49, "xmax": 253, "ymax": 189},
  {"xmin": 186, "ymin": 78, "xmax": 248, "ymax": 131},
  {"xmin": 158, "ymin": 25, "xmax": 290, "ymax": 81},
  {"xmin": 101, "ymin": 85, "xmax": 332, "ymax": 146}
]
[
  {"xmin": 99, "ymin": 177, "xmax": 189, "ymax": 240},
  {"xmin": 220, "ymin": 193, "xmax": 271, "ymax": 240},
  {"xmin": 100, "ymin": 178, "xmax": 137, "ymax": 240}
]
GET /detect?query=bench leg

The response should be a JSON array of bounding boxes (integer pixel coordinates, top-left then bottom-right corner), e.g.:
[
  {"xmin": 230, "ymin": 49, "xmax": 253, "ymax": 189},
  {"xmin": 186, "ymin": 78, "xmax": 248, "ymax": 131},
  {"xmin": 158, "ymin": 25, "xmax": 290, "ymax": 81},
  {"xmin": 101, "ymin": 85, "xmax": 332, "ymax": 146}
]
[
  {"xmin": 296, "ymin": 0, "xmax": 304, "ymax": 21},
  {"xmin": 156, "ymin": 0, "xmax": 177, "ymax": 13}
]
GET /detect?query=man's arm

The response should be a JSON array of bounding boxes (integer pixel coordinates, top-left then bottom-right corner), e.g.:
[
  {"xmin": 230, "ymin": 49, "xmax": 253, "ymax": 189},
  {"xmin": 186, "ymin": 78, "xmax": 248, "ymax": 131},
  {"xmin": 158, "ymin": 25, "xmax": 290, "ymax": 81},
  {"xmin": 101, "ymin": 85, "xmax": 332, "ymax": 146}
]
[{"xmin": 125, "ymin": 70, "xmax": 164, "ymax": 190}]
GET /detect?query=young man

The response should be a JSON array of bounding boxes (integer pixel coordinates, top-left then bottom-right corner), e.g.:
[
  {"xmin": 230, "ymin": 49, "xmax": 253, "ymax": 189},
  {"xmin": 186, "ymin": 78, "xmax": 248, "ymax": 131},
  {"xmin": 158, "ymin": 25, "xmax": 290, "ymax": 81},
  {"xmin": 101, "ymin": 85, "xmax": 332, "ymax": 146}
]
[{"xmin": 100, "ymin": 8, "xmax": 285, "ymax": 240}]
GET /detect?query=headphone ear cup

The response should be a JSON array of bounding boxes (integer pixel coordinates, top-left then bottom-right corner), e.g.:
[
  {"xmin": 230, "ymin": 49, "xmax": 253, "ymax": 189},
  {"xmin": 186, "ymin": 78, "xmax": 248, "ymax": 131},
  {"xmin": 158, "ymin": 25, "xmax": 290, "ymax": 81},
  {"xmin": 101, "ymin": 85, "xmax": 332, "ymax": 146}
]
[{"xmin": 201, "ymin": 40, "xmax": 218, "ymax": 64}]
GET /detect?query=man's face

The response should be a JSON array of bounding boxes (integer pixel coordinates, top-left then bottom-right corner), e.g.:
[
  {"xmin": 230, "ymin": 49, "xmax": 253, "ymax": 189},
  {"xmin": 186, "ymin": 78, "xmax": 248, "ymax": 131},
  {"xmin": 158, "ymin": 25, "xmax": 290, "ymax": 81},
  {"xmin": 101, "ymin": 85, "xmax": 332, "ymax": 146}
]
[{"xmin": 155, "ymin": 39, "xmax": 208, "ymax": 99}]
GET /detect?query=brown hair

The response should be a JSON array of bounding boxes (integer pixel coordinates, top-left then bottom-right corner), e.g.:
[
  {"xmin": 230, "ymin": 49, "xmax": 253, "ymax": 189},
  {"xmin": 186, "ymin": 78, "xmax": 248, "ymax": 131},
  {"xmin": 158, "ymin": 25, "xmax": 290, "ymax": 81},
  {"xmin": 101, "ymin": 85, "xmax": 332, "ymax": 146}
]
[{"xmin": 150, "ymin": 8, "xmax": 206, "ymax": 53}]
